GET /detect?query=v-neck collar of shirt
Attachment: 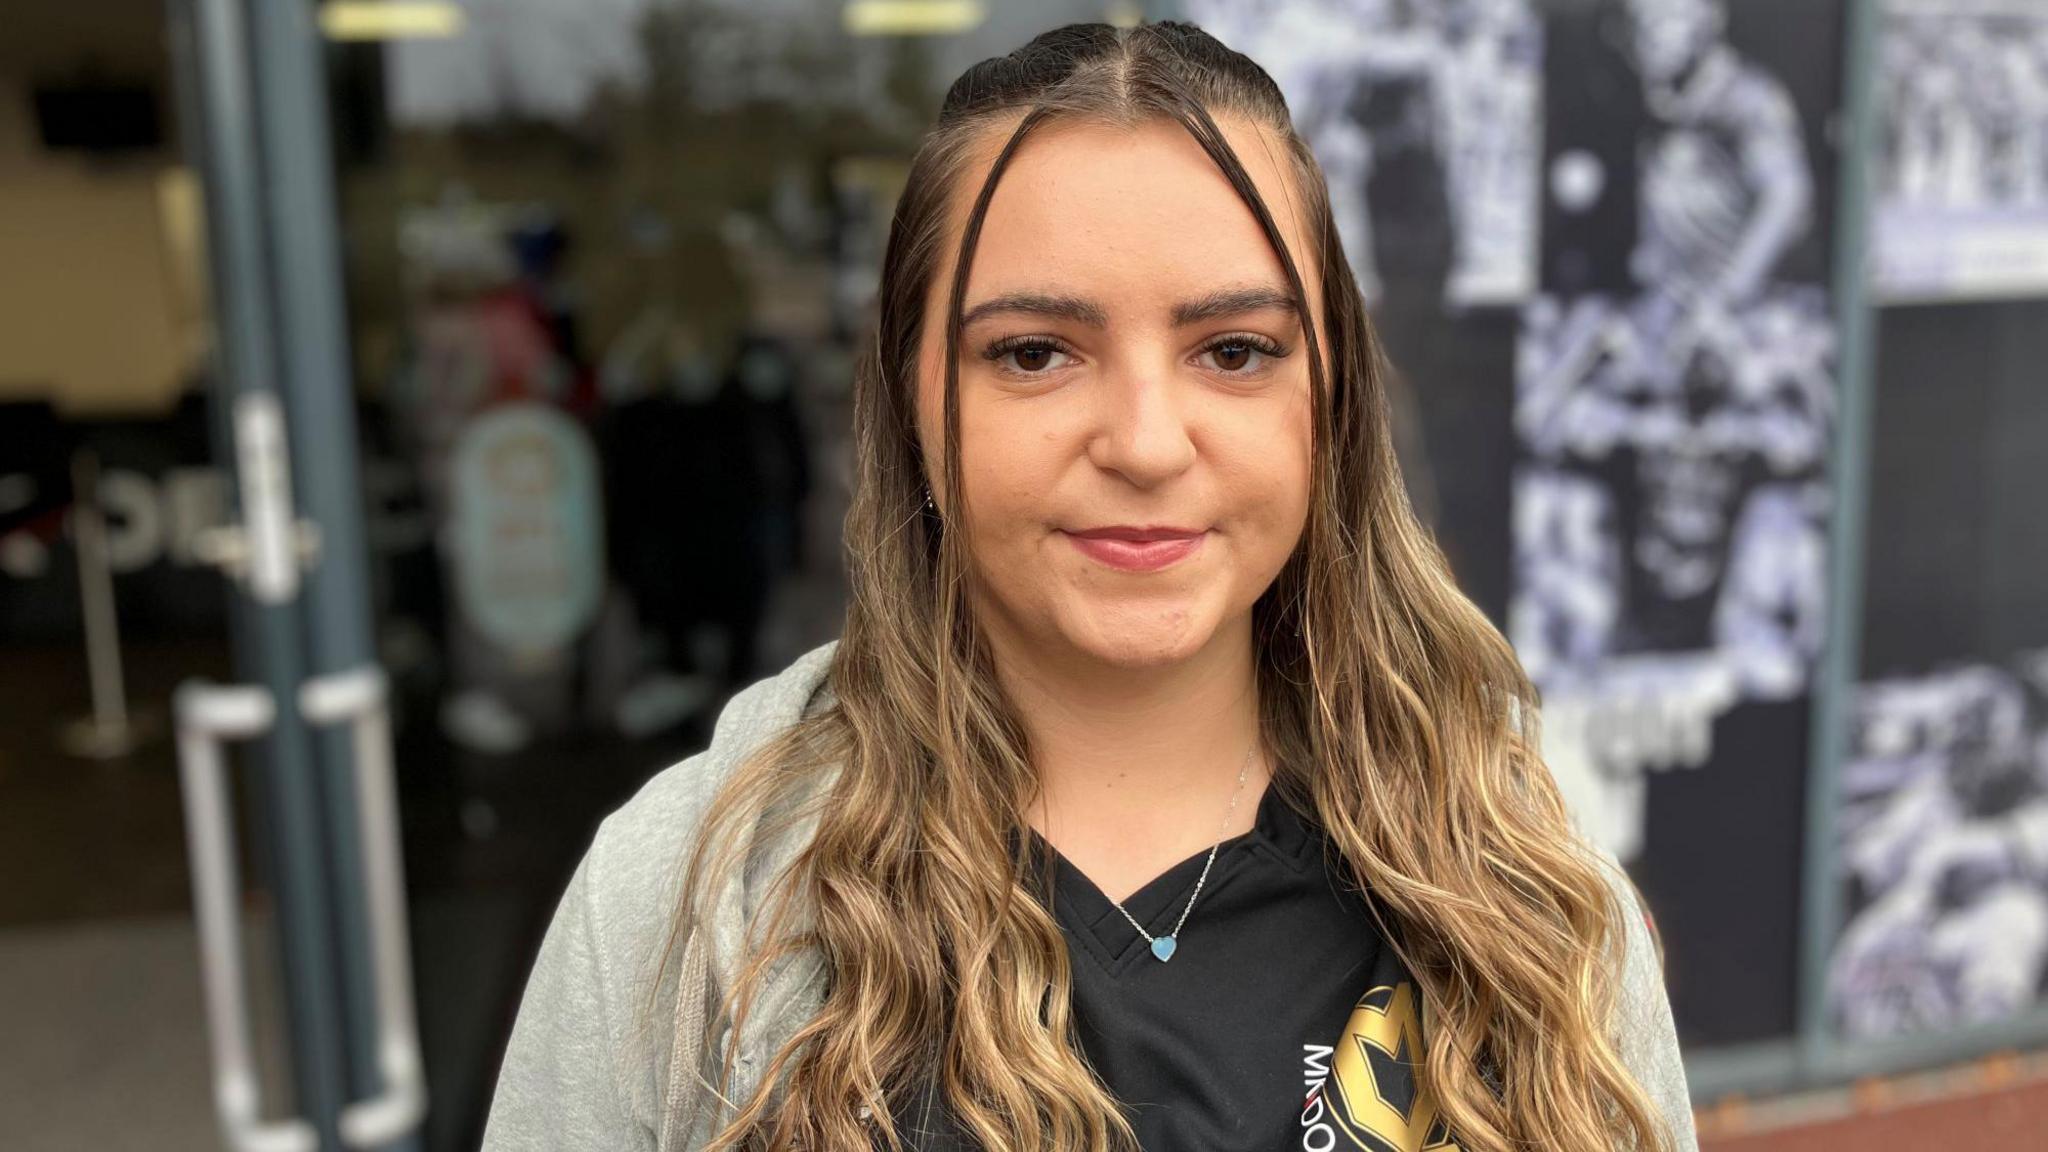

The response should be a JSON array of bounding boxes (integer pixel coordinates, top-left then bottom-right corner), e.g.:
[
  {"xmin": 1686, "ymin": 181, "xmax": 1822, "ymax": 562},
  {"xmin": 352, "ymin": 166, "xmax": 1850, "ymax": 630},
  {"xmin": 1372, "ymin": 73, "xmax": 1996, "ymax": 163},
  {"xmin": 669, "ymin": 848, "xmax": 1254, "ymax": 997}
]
[{"xmin": 1024, "ymin": 783, "xmax": 1319, "ymax": 977}]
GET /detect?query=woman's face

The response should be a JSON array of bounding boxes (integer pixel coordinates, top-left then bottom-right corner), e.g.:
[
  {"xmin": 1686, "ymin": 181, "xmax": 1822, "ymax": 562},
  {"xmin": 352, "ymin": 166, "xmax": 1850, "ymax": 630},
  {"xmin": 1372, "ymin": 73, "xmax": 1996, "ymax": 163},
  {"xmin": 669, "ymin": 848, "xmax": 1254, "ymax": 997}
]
[{"xmin": 916, "ymin": 114, "xmax": 1324, "ymax": 671}]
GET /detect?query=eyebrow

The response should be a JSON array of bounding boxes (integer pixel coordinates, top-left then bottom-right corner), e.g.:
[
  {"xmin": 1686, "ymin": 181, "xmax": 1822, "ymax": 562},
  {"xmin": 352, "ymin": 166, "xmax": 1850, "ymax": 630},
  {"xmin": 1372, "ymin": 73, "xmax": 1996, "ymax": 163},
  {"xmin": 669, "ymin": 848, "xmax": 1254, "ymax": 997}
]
[{"xmin": 957, "ymin": 284, "xmax": 1299, "ymax": 330}]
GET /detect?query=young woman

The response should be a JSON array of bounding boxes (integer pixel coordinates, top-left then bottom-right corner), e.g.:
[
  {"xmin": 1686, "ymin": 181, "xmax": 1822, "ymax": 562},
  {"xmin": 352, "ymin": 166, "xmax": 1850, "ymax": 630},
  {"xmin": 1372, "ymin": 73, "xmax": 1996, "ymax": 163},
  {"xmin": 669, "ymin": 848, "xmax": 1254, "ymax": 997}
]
[{"xmin": 485, "ymin": 20, "xmax": 1695, "ymax": 1152}]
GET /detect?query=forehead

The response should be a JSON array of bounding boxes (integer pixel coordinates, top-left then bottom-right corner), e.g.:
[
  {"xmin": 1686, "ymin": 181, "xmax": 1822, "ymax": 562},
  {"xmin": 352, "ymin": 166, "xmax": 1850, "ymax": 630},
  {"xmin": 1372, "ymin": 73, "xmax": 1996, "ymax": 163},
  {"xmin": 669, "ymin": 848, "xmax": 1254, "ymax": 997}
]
[{"xmin": 936, "ymin": 113, "xmax": 1321, "ymax": 319}]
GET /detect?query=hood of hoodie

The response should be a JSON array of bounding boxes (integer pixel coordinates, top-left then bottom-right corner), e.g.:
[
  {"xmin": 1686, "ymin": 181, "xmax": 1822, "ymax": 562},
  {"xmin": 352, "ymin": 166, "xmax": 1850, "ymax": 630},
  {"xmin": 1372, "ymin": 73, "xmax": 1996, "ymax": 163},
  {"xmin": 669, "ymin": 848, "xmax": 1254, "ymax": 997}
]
[
  {"xmin": 688, "ymin": 640, "xmax": 840, "ymax": 1001},
  {"xmin": 584, "ymin": 638, "xmax": 842, "ymax": 1125}
]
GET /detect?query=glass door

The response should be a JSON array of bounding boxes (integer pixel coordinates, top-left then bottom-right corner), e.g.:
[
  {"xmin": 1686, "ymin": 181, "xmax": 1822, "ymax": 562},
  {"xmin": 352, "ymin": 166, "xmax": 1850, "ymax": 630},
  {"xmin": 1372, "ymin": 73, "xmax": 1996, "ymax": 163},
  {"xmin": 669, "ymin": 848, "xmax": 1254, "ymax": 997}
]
[
  {"xmin": 170, "ymin": 0, "xmax": 426, "ymax": 1149},
  {"xmin": 1, "ymin": 1, "xmax": 423, "ymax": 1149}
]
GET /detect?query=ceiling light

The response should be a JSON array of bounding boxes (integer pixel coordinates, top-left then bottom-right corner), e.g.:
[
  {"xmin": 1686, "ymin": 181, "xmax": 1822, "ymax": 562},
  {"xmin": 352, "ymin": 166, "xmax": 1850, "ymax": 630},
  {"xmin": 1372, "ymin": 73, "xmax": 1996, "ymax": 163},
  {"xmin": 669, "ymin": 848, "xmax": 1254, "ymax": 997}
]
[
  {"xmin": 320, "ymin": 2, "xmax": 466, "ymax": 42},
  {"xmin": 843, "ymin": 0, "xmax": 986, "ymax": 36}
]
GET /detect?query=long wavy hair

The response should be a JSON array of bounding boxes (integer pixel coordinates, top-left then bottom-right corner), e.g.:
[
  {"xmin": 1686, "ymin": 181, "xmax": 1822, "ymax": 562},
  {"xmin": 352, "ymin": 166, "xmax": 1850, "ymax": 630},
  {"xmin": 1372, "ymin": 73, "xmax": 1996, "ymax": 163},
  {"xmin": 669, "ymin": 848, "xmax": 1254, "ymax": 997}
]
[{"xmin": 663, "ymin": 20, "xmax": 1671, "ymax": 1152}]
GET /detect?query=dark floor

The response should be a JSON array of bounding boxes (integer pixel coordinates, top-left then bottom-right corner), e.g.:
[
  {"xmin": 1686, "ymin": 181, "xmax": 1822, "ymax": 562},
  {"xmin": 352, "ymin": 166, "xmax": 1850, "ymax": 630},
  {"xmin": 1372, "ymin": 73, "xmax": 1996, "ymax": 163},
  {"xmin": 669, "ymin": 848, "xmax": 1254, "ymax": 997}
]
[{"xmin": 0, "ymin": 639, "xmax": 224, "ymax": 926}]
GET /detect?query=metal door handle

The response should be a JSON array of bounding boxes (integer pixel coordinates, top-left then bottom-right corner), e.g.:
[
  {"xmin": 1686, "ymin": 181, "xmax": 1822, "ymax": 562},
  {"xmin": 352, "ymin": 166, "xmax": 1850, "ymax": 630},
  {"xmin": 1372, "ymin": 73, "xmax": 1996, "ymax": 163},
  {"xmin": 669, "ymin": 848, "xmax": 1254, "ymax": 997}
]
[
  {"xmin": 173, "ymin": 681, "xmax": 319, "ymax": 1152},
  {"xmin": 301, "ymin": 666, "xmax": 428, "ymax": 1147}
]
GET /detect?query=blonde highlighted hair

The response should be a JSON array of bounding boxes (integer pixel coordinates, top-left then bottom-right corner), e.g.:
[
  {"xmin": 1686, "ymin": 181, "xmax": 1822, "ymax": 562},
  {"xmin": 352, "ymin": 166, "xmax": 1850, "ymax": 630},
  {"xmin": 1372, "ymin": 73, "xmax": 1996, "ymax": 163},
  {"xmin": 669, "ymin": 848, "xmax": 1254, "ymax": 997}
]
[{"xmin": 663, "ymin": 20, "xmax": 1671, "ymax": 1152}]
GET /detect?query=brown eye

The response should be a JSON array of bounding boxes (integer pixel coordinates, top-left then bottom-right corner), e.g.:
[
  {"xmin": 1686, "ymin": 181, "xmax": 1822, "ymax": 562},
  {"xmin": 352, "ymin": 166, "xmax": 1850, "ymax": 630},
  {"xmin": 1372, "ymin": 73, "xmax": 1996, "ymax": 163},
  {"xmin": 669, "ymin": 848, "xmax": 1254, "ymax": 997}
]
[
  {"xmin": 1012, "ymin": 345, "xmax": 1054, "ymax": 371},
  {"xmin": 1211, "ymin": 341, "xmax": 1253, "ymax": 372},
  {"xmin": 1198, "ymin": 334, "xmax": 1284, "ymax": 377},
  {"xmin": 982, "ymin": 337, "xmax": 1074, "ymax": 377}
]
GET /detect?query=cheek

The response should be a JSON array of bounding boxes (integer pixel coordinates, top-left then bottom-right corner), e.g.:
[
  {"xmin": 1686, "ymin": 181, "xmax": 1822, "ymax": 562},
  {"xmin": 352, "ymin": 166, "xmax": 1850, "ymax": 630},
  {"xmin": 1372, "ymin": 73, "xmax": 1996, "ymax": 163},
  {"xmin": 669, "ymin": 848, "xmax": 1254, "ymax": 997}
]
[
  {"xmin": 957, "ymin": 399, "xmax": 1061, "ymax": 531},
  {"xmin": 1232, "ymin": 389, "xmax": 1315, "ymax": 525}
]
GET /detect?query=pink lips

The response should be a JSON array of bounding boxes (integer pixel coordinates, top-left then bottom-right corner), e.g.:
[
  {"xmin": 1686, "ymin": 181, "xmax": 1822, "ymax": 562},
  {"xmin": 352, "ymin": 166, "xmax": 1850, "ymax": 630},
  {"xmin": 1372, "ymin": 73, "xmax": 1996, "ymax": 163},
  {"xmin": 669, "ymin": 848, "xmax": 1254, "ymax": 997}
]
[{"xmin": 1062, "ymin": 525, "xmax": 1207, "ymax": 572}]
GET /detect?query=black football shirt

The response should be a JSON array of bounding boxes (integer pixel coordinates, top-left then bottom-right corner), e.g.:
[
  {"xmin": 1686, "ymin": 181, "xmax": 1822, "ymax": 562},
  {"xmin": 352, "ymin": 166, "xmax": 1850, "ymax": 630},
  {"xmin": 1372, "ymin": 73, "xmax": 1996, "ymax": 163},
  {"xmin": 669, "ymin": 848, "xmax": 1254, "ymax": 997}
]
[{"xmin": 885, "ymin": 783, "xmax": 1460, "ymax": 1151}]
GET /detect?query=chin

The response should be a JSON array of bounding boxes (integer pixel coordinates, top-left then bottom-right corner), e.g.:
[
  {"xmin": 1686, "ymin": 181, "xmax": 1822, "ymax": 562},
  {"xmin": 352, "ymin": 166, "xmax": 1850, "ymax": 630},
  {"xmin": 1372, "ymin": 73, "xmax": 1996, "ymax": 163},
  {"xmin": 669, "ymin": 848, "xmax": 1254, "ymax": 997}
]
[{"xmin": 1063, "ymin": 603, "xmax": 1221, "ymax": 669}]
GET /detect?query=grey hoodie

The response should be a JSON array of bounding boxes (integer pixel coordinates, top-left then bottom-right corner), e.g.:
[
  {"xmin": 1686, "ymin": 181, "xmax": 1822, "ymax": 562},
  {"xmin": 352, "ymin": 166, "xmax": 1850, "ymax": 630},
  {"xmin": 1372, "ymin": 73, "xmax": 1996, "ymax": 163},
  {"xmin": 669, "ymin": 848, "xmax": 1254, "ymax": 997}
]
[{"xmin": 481, "ymin": 640, "xmax": 1701, "ymax": 1152}]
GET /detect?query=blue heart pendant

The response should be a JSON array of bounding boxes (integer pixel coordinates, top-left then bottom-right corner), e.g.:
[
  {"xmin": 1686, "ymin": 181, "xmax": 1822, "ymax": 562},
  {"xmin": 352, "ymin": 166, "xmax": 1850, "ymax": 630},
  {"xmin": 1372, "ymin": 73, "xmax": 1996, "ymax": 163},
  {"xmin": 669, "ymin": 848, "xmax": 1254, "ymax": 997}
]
[{"xmin": 1150, "ymin": 936, "xmax": 1178, "ymax": 962}]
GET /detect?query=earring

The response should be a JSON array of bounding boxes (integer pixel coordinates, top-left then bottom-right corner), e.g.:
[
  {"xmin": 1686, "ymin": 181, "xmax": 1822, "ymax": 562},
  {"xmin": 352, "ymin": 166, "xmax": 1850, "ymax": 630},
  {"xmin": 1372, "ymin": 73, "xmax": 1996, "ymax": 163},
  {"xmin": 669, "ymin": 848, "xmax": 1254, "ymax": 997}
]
[{"xmin": 923, "ymin": 485, "xmax": 936, "ymax": 512}]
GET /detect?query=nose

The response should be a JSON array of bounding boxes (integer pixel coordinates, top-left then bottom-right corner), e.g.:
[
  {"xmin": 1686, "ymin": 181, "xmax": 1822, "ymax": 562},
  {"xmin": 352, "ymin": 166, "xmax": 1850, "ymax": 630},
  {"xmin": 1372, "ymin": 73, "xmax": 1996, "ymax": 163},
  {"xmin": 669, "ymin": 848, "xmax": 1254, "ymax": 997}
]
[{"xmin": 1086, "ymin": 367, "xmax": 1196, "ymax": 488}]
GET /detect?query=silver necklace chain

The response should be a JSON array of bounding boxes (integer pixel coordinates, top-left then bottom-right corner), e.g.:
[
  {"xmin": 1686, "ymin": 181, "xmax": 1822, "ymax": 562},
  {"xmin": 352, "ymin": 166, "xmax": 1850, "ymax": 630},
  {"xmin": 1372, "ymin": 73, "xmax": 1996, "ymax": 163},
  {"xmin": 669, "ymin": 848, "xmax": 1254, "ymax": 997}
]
[{"xmin": 1103, "ymin": 738, "xmax": 1257, "ymax": 961}]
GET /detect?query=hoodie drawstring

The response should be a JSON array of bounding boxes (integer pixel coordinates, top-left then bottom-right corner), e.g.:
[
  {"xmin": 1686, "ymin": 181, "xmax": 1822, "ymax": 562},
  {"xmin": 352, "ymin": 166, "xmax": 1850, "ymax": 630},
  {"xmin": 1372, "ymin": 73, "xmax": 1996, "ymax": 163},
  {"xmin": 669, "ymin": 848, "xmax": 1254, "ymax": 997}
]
[{"xmin": 658, "ymin": 926, "xmax": 712, "ymax": 1152}]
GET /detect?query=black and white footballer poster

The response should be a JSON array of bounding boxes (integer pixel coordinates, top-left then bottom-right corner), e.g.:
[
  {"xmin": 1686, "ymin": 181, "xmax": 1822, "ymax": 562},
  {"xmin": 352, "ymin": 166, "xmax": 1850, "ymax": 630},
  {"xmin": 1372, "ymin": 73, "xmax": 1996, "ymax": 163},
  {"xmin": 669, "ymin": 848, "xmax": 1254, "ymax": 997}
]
[
  {"xmin": 1830, "ymin": 653, "xmax": 2048, "ymax": 1040},
  {"xmin": 1826, "ymin": 299, "xmax": 2048, "ymax": 1042},
  {"xmin": 1873, "ymin": 0, "xmax": 2048, "ymax": 303},
  {"xmin": 1513, "ymin": 0, "xmax": 1844, "ymax": 1047}
]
